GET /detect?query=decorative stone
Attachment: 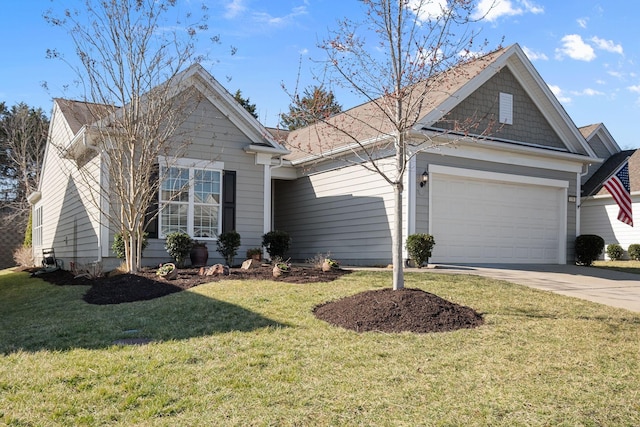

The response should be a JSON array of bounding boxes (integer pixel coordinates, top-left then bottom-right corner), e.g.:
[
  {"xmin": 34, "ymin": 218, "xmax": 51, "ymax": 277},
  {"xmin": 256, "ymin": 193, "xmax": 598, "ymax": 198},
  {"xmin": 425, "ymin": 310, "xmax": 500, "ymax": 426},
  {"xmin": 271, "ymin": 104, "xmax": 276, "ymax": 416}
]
[{"xmin": 241, "ymin": 259, "xmax": 261, "ymax": 270}]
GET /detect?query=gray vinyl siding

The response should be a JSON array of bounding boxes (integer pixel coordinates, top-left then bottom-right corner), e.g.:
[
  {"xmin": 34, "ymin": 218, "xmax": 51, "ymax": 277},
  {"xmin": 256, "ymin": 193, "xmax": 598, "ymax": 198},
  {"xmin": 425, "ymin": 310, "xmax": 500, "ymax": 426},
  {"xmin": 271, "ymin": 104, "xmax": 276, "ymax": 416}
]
[
  {"xmin": 434, "ymin": 67, "xmax": 565, "ymax": 150},
  {"xmin": 35, "ymin": 102, "xmax": 102, "ymax": 268},
  {"xmin": 137, "ymin": 96, "xmax": 266, "ymax": 267},
  {"xmin": 414, "ymin": 151, "xmax": 579, "ymax": 263},
  {"xmin": 274, "ymin": 163, "xmax": 396, "ymax": 266}
]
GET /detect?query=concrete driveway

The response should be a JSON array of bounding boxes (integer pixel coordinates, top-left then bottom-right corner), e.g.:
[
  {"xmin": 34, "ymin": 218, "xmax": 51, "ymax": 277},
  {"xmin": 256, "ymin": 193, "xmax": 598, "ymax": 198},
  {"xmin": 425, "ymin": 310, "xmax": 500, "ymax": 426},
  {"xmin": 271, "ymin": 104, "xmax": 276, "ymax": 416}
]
[{"xmin": 422, "ymin": 263, "xmax": 640, "ymax": 313}]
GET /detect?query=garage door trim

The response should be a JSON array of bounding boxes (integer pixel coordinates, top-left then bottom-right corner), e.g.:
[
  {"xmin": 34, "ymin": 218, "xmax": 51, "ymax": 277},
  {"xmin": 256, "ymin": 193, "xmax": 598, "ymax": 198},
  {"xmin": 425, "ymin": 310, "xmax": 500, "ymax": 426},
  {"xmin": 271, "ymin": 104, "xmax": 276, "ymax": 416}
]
[{"xmin": 428, "ymin": 165, "xmax": 568, "ymax": 264}]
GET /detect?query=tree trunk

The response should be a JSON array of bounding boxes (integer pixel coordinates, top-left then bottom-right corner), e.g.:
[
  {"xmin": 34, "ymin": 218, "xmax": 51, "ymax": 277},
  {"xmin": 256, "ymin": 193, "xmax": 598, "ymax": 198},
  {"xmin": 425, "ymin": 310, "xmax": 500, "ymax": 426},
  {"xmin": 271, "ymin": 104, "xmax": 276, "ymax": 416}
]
[{"xmin": 392, "ymin": 180, "xmax": 404, "ymax": 290}]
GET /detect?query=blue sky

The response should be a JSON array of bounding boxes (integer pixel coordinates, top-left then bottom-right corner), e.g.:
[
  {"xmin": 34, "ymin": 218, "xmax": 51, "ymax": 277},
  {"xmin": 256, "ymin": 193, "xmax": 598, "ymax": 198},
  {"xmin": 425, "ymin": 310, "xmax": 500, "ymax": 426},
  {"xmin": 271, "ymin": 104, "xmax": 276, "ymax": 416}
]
[{"xmin": 1, "ymin": 0, "xmax": 639, "ymax": 148}]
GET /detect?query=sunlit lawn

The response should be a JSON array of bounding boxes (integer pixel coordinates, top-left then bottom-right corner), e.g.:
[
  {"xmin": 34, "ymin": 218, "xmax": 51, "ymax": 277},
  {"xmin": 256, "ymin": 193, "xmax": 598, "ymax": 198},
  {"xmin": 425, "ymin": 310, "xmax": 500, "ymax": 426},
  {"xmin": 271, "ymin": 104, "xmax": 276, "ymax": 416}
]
[
  {"xmin": 1, "ymin": 267, "xmax": 639, "ymax": 426},
  {"xmin": 593, "ymin": 259, "xmax": 640, "ymax": 275}
]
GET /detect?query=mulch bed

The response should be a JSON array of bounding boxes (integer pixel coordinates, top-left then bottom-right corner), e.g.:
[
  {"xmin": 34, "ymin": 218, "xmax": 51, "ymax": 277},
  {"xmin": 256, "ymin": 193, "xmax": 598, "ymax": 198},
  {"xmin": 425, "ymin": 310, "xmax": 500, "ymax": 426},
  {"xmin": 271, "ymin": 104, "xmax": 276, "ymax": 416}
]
[{"xmin": 29, "ymin": 265, "xmax": 484, "ymax": 334}]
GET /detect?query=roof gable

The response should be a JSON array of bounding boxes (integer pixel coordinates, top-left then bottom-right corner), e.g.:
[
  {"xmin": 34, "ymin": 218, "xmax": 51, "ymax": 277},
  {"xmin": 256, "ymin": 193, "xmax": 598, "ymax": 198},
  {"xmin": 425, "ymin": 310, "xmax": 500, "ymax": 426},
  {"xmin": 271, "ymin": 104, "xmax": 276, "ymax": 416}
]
[
  {"xmin": 419, "ymin": 44, "xmax": 595, "ymax": 156},
  {"xmin": 284, "ymin": 44, "xmax": 597, "ymax": 164},
  {"xmin": 579, "ymin": 123, "xmax": 621, "ymax": 158},
  {"xmin": 52, "ymin": 64, "xmax": 288, "ymax": 156}
]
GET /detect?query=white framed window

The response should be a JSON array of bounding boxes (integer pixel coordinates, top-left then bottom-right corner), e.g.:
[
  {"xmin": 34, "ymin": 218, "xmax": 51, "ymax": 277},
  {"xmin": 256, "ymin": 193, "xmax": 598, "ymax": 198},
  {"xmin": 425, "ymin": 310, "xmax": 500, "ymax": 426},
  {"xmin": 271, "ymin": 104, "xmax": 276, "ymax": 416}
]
[
  {"xmin": 159, "ymin": 164, "xmax": 222, "ymax": 239},
  {"xmin": 499, "ymin": 92, "xmax": 513, "ymax": 125},
  {"xmin": 33, "ymin": 206, "xmax": 43, "ymax": 247}
]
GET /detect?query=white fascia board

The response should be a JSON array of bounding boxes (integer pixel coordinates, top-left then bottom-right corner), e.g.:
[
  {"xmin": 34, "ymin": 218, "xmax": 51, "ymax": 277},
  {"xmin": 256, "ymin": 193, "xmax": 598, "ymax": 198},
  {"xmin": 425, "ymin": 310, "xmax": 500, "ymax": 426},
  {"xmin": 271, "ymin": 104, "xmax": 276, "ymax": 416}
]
[
  {"xmin": 190, "ymin": 71, "xmax": 286, "ymax": 151},
  {"xmin": 415, "ymin": 132, "xmax": 598, "ymax": 173},
  {"xmin": 158, "ymin": 155, "xmax": 224, "ymax": 170},
  {"xmin": 244, "ymin": 144, "xmax": 290, "ymax": 156}
]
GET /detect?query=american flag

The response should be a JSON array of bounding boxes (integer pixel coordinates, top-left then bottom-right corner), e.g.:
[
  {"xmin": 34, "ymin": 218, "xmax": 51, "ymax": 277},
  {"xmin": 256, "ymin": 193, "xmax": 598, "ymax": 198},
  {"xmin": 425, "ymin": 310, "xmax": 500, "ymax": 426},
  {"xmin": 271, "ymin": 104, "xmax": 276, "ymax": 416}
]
[{"xmin": 604, "ymin": 161, "xmax": 633, "ymax": 226}]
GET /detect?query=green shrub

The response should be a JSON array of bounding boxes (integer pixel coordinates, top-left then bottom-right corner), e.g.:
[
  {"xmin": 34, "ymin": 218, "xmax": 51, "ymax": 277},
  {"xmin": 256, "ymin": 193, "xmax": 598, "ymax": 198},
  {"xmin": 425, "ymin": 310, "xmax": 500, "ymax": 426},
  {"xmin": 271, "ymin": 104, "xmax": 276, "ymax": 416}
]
[
  {"xmin": 405, "ymin": 234, "xmax": 436, "ymax": 268},
  {"xmin": 628, "ymin": 244, "xmax": 640, "ymax": 261},
  {"xmin": 165, "ymin": 232, "xmax": 193, "ymax": 267},
  {"xmin": 606, "ymin": 243, "xmax": 624, "ymax": 261},
  {"xmin": 262, "ymin": 230, "xmax": 291, "ymax": 260},
  {"xmin": 217, "ymin": 230, "xmax": 241, "ymax": 266},
  {"xmin": 112, "ymin": 232, "xmax": 148, "ymax": 259},
  {"xmin": 575, "ymin": 234, "xmax": 604, "ymax": 266},
  {"xmin": 23, "ymin": 211, "xmax": 33, "ymax": 247}
]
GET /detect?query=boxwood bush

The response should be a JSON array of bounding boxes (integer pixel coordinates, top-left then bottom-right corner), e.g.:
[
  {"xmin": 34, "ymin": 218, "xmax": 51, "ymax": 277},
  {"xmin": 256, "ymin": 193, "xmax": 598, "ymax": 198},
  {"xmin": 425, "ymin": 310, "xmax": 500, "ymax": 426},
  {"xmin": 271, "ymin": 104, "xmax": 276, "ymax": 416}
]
[
  {"xmin": 405, "ymin": 234, "xmax": 436, "ymax": 268},
  {"xmin": 628, "ymin": 244, "xmax": 640, "ymax": 261},
  {"xmin": 606, "ymin": 243, "xmax": 624, "ymax": 261},
  {"xmin": 262, "ymin": 230, "xmax": 291, "ymax": 261},
  {"xmin": 575, "ymin": 234, "xmax": 604, "ymax": 266}
]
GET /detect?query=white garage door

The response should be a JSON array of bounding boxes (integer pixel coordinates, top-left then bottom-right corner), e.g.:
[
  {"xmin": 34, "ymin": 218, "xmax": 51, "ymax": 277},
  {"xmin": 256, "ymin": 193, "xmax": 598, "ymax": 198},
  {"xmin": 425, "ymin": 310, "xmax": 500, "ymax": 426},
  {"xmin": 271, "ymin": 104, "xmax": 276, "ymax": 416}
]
[{"xmin": 429, "ymin": 167, "xmax": 567, "ymax": 264}]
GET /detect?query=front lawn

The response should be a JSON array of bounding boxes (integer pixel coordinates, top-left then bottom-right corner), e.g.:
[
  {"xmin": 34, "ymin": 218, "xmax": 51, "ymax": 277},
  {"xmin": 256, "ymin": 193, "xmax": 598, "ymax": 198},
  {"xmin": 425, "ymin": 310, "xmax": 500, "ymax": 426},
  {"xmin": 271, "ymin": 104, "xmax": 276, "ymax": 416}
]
[
  {"xmin": 1, "ymin": 268, "xmax": 639, "ymax": 426},
  {"xmin": 593, "ymin": 260, "xmax": 640, "ymax": 275}
]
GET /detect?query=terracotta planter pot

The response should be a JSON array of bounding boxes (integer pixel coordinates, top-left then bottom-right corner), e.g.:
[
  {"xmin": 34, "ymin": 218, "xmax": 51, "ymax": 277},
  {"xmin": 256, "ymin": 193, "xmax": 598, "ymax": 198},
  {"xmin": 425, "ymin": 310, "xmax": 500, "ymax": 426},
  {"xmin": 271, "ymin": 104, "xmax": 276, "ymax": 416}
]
[
  {"xmin": 190, "ymin": 245, "xmax": 209, "ymax": 267},
  {"xmin": 158, "ymin": 263, "xmax": 178, "ymax": 280}
]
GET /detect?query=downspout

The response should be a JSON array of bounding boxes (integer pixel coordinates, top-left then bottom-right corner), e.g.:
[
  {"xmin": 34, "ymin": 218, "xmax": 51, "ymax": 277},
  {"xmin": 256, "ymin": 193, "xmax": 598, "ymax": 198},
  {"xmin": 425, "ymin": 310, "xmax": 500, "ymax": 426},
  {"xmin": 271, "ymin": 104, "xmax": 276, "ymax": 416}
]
[
  {"xmin": 83, "ymin": 129, "xmax": 104, "ymax": 262},
  {"xmin": 264, "ymin": 155, "xmax": 284, "ymax": 233},
  {"xmin": 576, "ymin": 163, "xmax": 590, "ymax": 240}
]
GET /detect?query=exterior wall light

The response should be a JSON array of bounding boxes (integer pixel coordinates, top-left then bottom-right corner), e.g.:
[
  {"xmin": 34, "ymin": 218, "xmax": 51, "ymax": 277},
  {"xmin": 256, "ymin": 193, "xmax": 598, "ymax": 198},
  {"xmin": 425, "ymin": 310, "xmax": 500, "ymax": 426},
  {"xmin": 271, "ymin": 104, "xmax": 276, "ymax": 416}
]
[{"xmin": 419, "ymin": 170, "xmax": 429, "ymax": 187}]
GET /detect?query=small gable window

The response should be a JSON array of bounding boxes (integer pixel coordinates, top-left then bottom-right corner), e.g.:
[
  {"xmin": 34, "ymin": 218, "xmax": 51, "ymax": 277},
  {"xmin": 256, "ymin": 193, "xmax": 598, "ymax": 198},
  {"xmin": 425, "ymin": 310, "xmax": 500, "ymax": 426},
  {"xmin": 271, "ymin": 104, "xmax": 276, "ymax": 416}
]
[{"xmin": 499, "ymin": 92, "xmax": 513, "ymax": 125}]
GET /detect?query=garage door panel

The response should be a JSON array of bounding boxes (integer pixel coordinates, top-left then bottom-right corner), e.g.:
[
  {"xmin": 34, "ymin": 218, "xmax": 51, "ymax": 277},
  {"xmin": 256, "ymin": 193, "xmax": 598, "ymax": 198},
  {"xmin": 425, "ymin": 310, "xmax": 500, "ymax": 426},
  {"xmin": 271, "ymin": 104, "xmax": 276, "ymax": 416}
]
[{"xmin": 430, "ymin": 173, "xmax": 564, "ymax": 264}]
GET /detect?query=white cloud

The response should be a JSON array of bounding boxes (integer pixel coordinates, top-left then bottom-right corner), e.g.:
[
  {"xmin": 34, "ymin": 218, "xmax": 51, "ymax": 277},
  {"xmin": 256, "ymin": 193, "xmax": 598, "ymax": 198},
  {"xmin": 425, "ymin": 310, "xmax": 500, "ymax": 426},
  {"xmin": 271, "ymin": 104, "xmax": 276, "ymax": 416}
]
[
  {"xmin": 409, "ymin": 0, "xmax": 448, "ymax": 22},
  {"xmin": 252, "ymin": 5, "xmax": 308, "ymax": 26},
  {"xmin": 607, "ymin": 70, "xmax": 624, "ymax": 79},
  {"xmin": 577, "ymin": 17, "xmax": 588, "ymax": 28},
  {"xmin": 474, "ymin": 0, "xmax": 543, "ymax": 22},
  {"xmin": 591, "ymin": 36, "xmax": 624, "ymax": 55},
  {"xmin": 224, "ymin": 0, "xmax": 247, "ymax": 19},
  {"xmin": 629, "ymin": 85, "xmax": 640, "ymax": 94},
  {"xmin": 555, "ymin": 34, "xmax": 596, "ymax": 61},
  {"xmin": 548, "ymin": 84, "xmax": 572, "ymax": 104},
  {"xmin": 571, "ymin": 88, "xmax": 604, "ymax": 96},
  {"xmin": 522, "ymin": 46, "xmax": 548, "ymax": 61}
]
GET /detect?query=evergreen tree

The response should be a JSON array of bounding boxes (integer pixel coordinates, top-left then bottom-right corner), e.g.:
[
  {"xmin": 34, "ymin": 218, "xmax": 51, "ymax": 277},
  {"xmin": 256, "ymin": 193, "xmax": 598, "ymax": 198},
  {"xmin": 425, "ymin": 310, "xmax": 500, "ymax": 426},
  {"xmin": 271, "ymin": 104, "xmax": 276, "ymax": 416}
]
[
  {"xmin": 280, "ymin": 85, "xmax": 342, "ymax": 130},
  {"xmin": 233, "ymin": 89, "xmax": 258, "ymax": 119}
]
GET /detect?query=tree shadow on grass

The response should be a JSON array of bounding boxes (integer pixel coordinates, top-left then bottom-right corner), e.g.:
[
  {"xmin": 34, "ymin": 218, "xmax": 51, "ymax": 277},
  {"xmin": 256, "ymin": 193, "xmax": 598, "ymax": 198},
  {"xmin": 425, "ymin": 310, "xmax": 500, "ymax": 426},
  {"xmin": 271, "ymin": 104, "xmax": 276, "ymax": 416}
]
[{"xmin": 0, "ymin": 273, "xmax": 289, "ymax": 354}]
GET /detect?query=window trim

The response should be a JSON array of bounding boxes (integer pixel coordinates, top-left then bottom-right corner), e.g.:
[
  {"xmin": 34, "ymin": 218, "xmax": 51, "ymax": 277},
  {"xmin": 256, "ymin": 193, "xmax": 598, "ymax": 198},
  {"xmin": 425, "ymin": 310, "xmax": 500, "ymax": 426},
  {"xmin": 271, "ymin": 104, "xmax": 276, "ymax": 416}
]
[
  {"xmin": 158, "ymin": 157, "xmax": 225, "ymax": 240},
  {"xmin": 33, "ymin": 205, "xmax": 43, "ymax": 247}
]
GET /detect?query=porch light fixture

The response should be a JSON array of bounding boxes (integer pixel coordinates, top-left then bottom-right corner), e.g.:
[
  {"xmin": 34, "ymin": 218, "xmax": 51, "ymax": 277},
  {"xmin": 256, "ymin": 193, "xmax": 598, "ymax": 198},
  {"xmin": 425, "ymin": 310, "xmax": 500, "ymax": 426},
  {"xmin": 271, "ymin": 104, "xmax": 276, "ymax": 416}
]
[{"xmin": 419, "ymin": 170, "xmax": 429, "ymax": 187}]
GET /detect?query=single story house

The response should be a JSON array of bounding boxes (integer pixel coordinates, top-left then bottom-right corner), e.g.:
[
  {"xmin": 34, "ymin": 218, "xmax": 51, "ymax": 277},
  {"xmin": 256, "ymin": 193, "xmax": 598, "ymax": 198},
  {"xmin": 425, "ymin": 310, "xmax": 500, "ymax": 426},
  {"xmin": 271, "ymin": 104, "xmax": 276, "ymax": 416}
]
[{"xmin": 33, "ymin": 43, "xmax": 623, "ymax": 268}]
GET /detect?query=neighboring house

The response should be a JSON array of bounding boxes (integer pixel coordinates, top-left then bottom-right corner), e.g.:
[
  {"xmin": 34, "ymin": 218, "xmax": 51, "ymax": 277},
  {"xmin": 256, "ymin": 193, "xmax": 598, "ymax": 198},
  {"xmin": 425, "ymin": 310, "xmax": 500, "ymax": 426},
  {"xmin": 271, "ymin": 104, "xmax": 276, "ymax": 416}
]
[
  {"xmin": 30, "ymin": 64, "xmax": 290, "ymax": 270},
  {"xmin": 272, "ymin": 44, "xmax": 601, "ymax": 265},
  {"xmin": 580, "ymin": 123, "xmax": 638, "ymax": 258}
]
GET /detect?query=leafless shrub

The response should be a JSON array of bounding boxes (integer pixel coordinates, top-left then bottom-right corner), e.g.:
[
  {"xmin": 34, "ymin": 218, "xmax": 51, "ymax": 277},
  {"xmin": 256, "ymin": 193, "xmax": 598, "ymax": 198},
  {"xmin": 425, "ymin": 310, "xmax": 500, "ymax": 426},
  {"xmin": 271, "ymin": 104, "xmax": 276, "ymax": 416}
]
[
  {"xmin": 306, "ymin": 252, "xmax": 333, "ymax": 269},
  {"xmin": 13, "ymin": 245, "xmax": 34, "ymax": 267},
  {"xmin": 72, "ymin": 261, "xmax": 104, "ymax": 279}
]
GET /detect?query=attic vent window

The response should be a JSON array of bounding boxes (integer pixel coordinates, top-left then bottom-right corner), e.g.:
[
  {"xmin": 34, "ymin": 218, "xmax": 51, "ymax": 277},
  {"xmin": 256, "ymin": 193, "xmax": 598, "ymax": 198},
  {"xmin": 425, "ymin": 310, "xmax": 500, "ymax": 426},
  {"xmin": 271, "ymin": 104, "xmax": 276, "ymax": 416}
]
[{"xmin": 499, "ymin": 92, "xmax": 513, "ymax": 125}]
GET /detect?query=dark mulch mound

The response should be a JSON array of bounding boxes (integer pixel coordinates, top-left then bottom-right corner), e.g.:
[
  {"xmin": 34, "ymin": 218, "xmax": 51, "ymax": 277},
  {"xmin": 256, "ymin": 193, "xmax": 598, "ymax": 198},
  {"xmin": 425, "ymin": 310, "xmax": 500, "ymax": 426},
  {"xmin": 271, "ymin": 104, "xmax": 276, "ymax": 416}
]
[
  {"xmin": 31, "ymin": 267, "xmax": 483, "ymax": 334},
  {"xmin": 313, "ymin": 288, "xmax": 484, "ymax": 333},
  {"xmin": 32, "ymin": 265, "xmax": 350, "ymax": 305}
]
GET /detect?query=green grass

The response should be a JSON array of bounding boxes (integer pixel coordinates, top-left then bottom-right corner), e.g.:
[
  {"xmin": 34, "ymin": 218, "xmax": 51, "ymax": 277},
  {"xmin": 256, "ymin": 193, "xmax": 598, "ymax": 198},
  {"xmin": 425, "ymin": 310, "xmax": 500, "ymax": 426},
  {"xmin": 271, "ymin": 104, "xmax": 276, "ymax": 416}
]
[
  {"xmin": 593, "ymin": 259, "xmax": 640, "ymax": 275},
  {"xmin": 1, "ymin": 268, "xmax": 639, "ymax": 426}
]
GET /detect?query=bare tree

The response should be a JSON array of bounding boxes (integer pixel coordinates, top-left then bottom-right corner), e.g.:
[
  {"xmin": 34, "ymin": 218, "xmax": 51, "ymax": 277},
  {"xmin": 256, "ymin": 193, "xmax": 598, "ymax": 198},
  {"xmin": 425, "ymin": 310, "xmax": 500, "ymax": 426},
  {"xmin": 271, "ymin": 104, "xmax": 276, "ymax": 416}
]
[
  {"xmin": 44, "ymin": 0, "xmax": 215, "ymax": 272},
  {"xmin": 0, "ymin": 102, "xmax": 48, "ymax": 223},
  {"xmin": 286, "ymin": 0, "xmax": 496, "ymax": 290}
]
